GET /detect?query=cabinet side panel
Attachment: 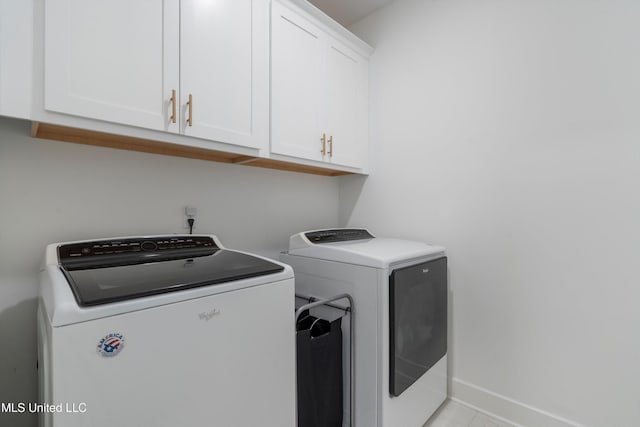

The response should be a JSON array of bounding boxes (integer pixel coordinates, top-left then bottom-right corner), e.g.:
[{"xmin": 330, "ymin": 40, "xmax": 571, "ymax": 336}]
[{"xmin": 0, "ymin": 0, "xmax": 33, "ymax": 119}]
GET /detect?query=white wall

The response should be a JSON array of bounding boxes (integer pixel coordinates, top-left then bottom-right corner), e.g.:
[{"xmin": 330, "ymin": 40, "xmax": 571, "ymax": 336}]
[
  {"xmin": 344, "ymin": 0, "xmax": 640, "ymax": 426},
  {"xmin": 0, "ymin": 116, "xmax": 339, "ymax": 427},
  {"xmin": 0, "ymin": 0, "xmax": 33, "ymax": 119}
]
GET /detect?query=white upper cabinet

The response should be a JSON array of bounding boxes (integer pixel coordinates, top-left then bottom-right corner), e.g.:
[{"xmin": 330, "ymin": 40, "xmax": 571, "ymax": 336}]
[
  {"xmin": 40, "ymin": 0, "xmax": 369, "ymax": 173},
  {"xmin": 271, "ymin": 2, "xmax": 324, "ymax": 162},
  {"xmin": 323, "ymin": 38, "xmax": 368, "ymax": 168},
  {"xmin": 44, "ymin": 0, "xmax": 268, "ymax": 149},
  {"xmin": 180, "ymin": 0, "xmax": 268, "ymax": 149},
  {"xmin": 271, "ymin": 0, "xmax": 371, "ymax": 170},
  {"xmin": 44, "ymin": 0, "xmax": 179, "ymax": 134}
]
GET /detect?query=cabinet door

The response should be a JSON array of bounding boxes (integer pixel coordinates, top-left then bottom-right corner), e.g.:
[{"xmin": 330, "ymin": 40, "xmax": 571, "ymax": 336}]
[
  {"xmin": 323, "ymin": 39, "xmax": 367, "ymax": 169},
  {"xmin": 180, "ymin": 0, "xmax": 268, "ymax": 150},
  {"xmin": 44, "ymin": 0, "xmax": 179, "ymax": 133},
  {"xmin": 271, "ymin": 2, "xmax": 324, "ymax": 162}
]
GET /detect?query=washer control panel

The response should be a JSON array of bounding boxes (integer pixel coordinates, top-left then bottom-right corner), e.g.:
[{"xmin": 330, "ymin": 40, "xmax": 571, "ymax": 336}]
[{"xmin": 59, "ymin": 236, "xmax": 217, "ymax": 261}]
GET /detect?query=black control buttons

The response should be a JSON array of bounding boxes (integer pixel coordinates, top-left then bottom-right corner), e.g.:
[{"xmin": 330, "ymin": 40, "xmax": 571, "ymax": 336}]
[{"xmin": 140, "ymin": 241, "xmax": 158, "ymax": 251}]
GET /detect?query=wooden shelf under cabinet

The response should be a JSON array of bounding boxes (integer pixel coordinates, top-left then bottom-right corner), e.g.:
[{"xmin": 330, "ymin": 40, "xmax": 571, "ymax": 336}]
[{"xmin": 30, "ymin": 122, "xmax": 353, "ymax": 177}]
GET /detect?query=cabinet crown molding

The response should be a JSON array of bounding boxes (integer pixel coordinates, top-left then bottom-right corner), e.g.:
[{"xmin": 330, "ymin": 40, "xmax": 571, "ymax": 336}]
[{"xmin": 278, "ymin": 0, "xmax": 374, "ymax": 56}]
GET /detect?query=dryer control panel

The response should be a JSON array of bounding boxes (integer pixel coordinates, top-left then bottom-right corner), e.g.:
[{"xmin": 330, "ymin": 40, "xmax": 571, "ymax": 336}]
[{"xmin": 304, "ymin": 229, "xmax": 374, "ymax": 244}]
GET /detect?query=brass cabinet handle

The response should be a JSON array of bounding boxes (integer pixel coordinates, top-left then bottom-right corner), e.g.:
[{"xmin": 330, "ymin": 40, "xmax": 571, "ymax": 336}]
[
  {"xmin": 170, "ymin": 89, "xmax": 177, "ymax": 124},
  {"xmin": 187, "ymin": 94, "xmax": 193, "ymax": 127},
  {"xmin": 320, "ymin": 133, "xmax": 326, "ymax": 155},
  {"xmin": 328, "ymin": 135, "xmax": 333, "ymax": 157}
]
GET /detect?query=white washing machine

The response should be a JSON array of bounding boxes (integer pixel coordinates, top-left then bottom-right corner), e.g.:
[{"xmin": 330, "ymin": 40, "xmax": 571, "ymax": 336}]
[
  {"xmin": 38, "ymin": 235, "xmax": 295, "ymax": 427},
  {"xmin": 281, "ymin": 229, "xmax": 447, "ymax": 427}
]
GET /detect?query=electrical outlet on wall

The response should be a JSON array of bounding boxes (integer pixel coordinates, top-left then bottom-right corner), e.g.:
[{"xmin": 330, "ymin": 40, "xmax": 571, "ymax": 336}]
[{"xmin": 184, "ymin": 206, "xmax": 197, "ymax": 230}]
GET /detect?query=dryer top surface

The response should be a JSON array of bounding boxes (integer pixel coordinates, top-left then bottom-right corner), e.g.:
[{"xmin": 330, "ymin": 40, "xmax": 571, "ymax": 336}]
[{"xmin": 287, "ymin": 230, "xmax": 445, "ymax": 268}]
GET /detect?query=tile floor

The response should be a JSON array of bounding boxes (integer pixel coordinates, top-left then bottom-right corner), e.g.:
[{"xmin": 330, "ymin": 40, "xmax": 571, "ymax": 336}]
[{"xmin": 423, "ymin": 400, "xmax": 514, "ymax": 427}]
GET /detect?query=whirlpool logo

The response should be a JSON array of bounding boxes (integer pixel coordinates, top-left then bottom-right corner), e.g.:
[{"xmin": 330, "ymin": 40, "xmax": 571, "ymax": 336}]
[{"xmin": 198, "ymin": 308, "xmax": 221, "ymax": 321}]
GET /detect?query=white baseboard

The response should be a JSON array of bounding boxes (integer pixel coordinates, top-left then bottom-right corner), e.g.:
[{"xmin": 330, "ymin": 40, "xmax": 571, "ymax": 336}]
[{"xmin": 449, "ymin": 377, "xmax": 587, "ymax": 427}]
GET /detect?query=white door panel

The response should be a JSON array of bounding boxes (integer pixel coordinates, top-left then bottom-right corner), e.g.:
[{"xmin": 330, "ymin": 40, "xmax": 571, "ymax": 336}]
[
  {"xmin": 44, "ymin": 0, "xmax": 179, "ymax": 133},
  {"xmin": 324, "ymin": 42, "xmax": 363, "ymax": 168},
  {"xmin": 271, "ymin": 2, "xmax": 324, "ymax": 161},
  {"xmin": 180, "ymin": 0, "xmax": 268, "ymax": 149}
]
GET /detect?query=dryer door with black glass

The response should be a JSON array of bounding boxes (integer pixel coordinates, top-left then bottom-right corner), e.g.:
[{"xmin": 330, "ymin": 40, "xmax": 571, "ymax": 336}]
[{"xmin": 389, "ymin": 257, "xmax": 447, "ymax": 396}]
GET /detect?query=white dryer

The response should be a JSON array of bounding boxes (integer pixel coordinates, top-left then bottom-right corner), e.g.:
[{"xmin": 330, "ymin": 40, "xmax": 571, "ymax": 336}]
[
  {"xmin": 281, "ymin": 229, "xmax": 447, "ymax": 427},
  {"xmin": 38, "ymin": 235, "xmax": 295, "ymax": 427}
]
